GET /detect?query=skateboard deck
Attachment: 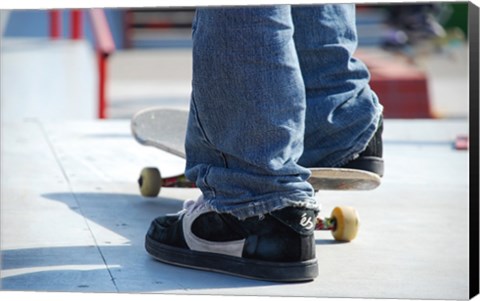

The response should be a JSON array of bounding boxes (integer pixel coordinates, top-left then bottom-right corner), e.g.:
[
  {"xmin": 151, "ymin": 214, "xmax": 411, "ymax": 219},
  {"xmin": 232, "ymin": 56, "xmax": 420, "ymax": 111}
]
[
  {"xmin": 131, "ymin": 108, "xmax": 188, "ymax": 159},
  {"xmin": 131, "ymin": 107, "xmax": 381, "ymax": 191}
]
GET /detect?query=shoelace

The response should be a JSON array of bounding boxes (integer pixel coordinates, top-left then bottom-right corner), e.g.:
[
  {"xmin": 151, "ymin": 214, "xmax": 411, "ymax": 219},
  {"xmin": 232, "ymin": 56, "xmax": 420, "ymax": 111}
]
[{"xmin": 181, "ymin": 195, "xmax": 207, "ymax": 215}]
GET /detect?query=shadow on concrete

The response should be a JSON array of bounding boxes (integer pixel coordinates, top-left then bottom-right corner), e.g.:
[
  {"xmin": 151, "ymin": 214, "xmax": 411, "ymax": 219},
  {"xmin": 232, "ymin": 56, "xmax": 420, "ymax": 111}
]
[{"xmin": 1, "ymin": 192, "xmax": 315, "ymax": 292}]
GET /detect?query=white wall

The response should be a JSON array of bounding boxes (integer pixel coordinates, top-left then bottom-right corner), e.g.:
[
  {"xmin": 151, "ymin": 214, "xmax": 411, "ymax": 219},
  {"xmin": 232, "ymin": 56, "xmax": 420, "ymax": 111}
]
[{"xmin": 1, "ymin": 39, "xmax": 98, "ymax": 122}]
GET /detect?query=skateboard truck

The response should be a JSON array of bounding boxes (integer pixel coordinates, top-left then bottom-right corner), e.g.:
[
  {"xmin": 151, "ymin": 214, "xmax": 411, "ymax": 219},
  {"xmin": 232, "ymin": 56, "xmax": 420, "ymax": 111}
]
[{"xmin": 138, "ymin": 167, "xmax": 195, "ymax": 197}]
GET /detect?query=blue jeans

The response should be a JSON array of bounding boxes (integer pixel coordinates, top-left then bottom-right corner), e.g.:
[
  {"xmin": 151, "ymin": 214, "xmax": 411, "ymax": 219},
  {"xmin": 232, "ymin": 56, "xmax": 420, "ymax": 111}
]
[{"xmin": 185, "ymin": 5, "xmax": 383, "ymax": 219}]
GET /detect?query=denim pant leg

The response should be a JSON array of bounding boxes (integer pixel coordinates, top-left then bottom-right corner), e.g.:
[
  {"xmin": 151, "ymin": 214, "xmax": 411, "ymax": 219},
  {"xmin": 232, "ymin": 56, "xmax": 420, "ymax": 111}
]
[
  {"xmin": 185, "ymin": 6, "xmax": 318, "ymax": 219},
  {"xmin": 292, "ymin": 4, "xmax": 384, "ymax": 168}
]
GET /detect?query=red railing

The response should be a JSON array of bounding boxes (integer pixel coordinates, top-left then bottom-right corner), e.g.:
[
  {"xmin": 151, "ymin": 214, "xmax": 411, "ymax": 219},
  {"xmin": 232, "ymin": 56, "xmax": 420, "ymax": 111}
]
[
  {"xmin": 71, "ymin": 10, "xmax": 83, "ymax": 40},
  {"xmin": 49, "ymin": 10, "xmax": 61, "ymax": 39},
  {"xmin": 89, "ymin": 9, "xmax": 115, "ymax": 119},
  {"xmin": 49, "ymin": 9, "xmax": 115, "ymax": 119}
]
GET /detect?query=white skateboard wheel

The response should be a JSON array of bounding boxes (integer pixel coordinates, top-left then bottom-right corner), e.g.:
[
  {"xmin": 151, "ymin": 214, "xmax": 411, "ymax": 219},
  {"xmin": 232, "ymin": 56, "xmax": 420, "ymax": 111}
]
[
  {"xmin": 138, "ymin": 167, "xmax": 162, "ymax": 197},
  {"xmin": 331, "ymin": 206, "xmax": 359, "ymax": 242}
]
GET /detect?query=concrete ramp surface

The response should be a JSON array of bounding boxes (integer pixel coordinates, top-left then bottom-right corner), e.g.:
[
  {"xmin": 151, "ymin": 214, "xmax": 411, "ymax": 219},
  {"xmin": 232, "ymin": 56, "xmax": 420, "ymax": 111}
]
[{"xmin": 0, "ymin": 118, "xmax": 469, "ymax": 299}]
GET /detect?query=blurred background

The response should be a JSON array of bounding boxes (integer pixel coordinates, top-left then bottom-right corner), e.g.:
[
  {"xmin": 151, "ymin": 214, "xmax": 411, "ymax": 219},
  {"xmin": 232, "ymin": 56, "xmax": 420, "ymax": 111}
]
[{"xmin": 0, "ymin": 3, "xmax": 470, "ymax": 121}]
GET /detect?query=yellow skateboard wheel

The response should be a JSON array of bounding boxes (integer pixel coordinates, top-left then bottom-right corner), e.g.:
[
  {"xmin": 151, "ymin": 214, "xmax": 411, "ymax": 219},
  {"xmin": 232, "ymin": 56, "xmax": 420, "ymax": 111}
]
[
  {"xmin": 138, "ymin": 167, "xmax": 162, "ymax": 197},
  {"xmin": 331, "ymin": 206, "xmax": 359, "ymax": 242}
]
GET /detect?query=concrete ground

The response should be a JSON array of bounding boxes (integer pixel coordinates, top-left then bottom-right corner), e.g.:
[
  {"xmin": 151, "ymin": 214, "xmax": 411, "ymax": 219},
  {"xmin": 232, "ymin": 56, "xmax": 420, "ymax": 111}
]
[
  {"xmin": 1, "ymin": 118, "xmax": 470, "ymax": 299},
  {"xmin": 0, "ymin": 38, "xmax": 474, "ymax": 300}
]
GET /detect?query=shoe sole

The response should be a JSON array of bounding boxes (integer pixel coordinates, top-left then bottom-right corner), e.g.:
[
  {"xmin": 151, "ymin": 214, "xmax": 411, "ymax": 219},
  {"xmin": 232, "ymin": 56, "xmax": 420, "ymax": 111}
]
[
  {"xmin": 342, "ymin": 156, "xmax": 384, "ymax": 177},
  {"xmin": 145, "ymin": 235, "xmax": 318, "ymax": 282}
]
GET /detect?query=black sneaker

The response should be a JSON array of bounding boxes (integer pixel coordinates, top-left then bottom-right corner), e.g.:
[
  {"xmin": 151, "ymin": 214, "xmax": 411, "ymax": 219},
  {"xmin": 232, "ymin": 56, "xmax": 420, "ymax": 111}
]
[
  {"xmin": 341, "ymin": 115, "xmax": 384, "ymax": 177},
  {"xmin": 145, "ymin": 197, "xmax": 319, "ymax": 282}
]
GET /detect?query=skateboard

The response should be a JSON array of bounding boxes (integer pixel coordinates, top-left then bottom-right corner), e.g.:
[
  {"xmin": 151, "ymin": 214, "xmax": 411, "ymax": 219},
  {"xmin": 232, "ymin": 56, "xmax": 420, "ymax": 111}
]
[{"xmin": 131, "ymin": 107, "xmax": 381, "ymax": 242}]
